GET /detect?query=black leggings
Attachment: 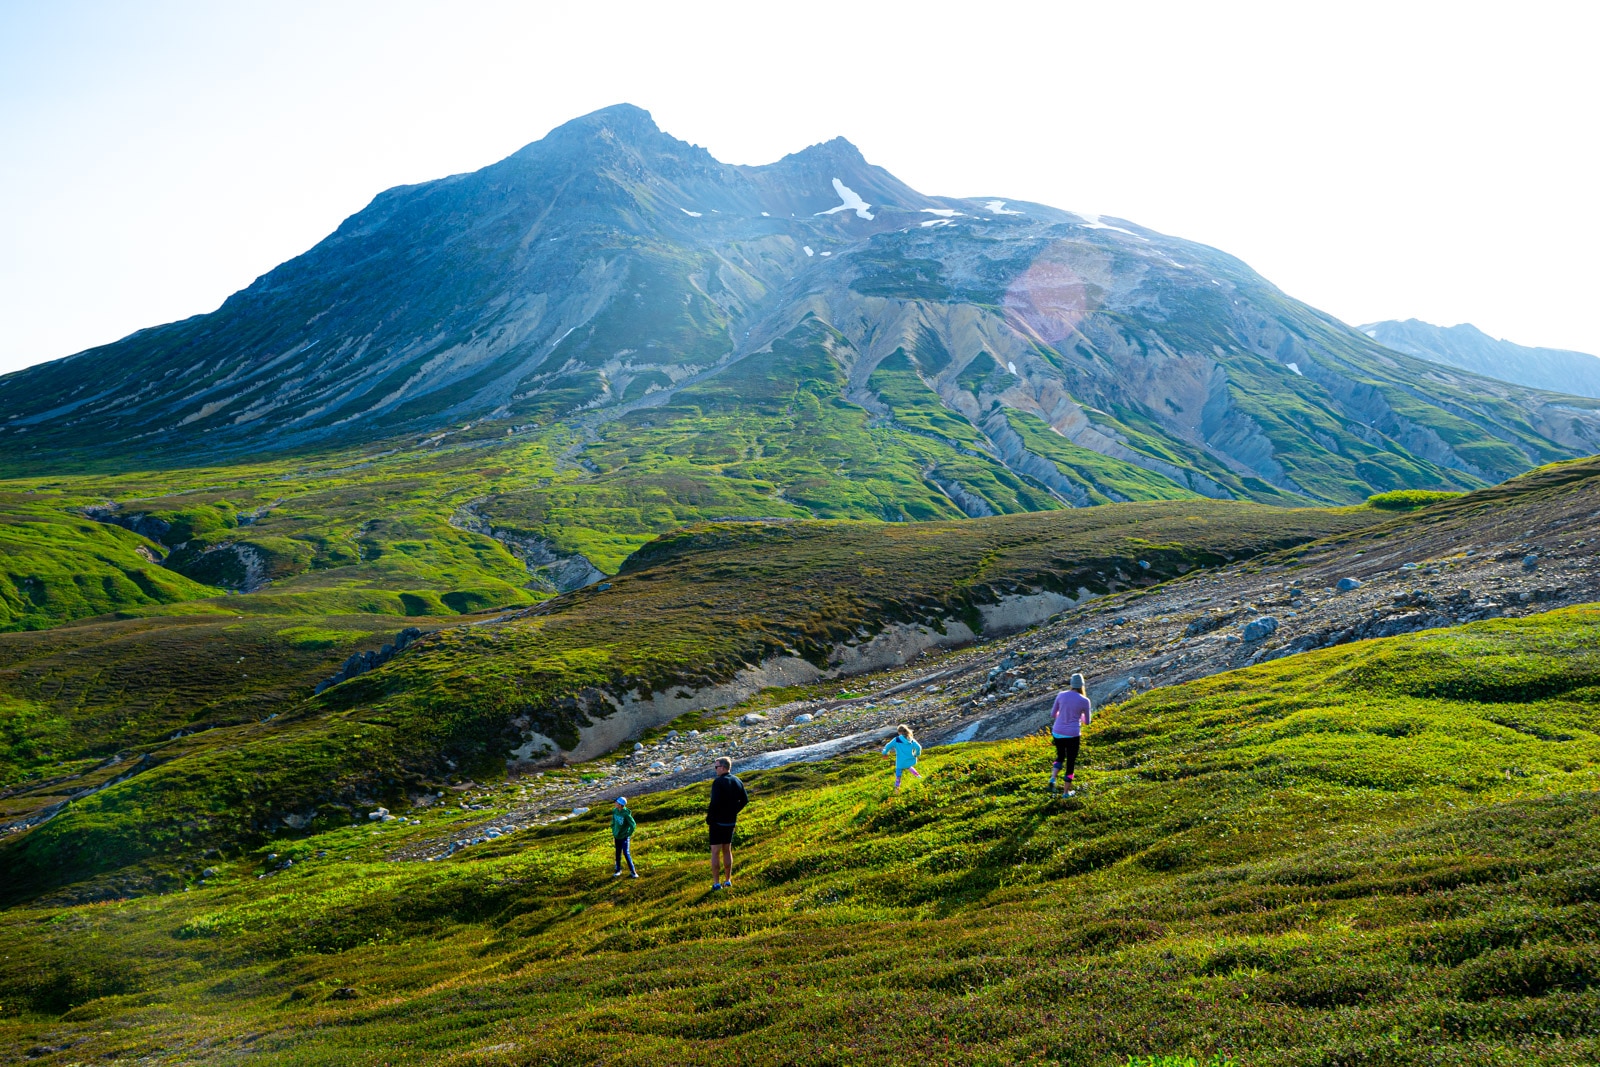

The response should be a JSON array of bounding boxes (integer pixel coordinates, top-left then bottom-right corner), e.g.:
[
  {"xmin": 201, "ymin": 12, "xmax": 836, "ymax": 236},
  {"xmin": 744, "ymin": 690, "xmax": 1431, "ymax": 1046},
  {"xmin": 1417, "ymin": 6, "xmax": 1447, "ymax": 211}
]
[{"xmin": 1052, "ymin": 735, "xmax": 1081, "ymax": 778}]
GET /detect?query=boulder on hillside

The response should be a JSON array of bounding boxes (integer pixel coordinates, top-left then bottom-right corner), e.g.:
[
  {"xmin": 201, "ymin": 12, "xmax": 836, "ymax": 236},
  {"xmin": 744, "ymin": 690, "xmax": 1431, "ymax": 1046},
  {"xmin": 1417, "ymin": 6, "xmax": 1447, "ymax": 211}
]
[{"xmin": 1242, "ymin": 617, "xmax": 1279, "ymax": 642}]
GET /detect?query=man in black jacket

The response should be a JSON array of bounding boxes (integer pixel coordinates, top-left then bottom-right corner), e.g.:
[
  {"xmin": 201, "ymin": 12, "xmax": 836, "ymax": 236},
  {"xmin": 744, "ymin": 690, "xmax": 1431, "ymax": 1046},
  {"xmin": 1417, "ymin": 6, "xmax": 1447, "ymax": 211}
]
[{"xmin": 707, "ymin": 756, "xmax": 748, "ymax": 890}]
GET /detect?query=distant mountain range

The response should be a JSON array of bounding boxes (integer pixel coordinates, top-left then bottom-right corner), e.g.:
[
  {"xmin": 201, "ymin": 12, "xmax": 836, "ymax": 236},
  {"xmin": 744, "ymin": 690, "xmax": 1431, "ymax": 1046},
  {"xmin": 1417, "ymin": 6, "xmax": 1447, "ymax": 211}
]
[
  {"xmin": 3, "ymin": 103, "xmax": 1598, "ymax": 508},
  {"xmin": 1360, "ymin": 319, "xmax": 1600, "ymax": 400}
]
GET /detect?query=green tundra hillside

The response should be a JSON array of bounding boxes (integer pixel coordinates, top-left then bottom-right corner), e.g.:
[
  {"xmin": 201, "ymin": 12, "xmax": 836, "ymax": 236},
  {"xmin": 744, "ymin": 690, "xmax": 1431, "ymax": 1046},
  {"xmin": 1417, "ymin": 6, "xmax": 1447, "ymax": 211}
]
[
  {"xmin": 0, "ymin": 492, "xmax": 1378, "ymax": 904},
  {"xmin": 3, "ymin": 607, "xmax": 1598, "ymax": 1065}
]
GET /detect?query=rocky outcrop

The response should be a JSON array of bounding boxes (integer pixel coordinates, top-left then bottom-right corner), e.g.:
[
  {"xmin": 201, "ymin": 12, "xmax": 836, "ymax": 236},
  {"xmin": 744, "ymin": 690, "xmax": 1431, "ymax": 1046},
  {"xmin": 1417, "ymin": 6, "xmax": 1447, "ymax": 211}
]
[
  {"xmin": 978, "ymin": 407, "xmax": 1093, "ymax": 506},
  {"xmin": 162, "ymin": 541, "xmax": 271, "ymax": 592},
  {"xmin": 927, "ymin": 472, "xmax": 996, "ymax": 517},
  {"xmin": 511, "ymin": 588, "xmax": 1092, "ymax": 765},
  {"xmin": 313, "ymin": 627, "xmax": 424, "ymax": 695},
  {"xmin": 450, "ymin": 504, "xmax": 605, "ymax": 593},
  {"xmin": 81, "ymin": 505, "xmax": 173, "ymax": 542},
  {"xmin": 81, "ymin": 504, "xmax": 274, "ymax": 591}
]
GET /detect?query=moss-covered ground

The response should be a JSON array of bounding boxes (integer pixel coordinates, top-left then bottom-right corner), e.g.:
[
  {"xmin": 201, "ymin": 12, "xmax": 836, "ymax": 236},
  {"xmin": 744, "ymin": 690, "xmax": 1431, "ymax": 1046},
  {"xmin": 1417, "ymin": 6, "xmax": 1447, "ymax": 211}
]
[{"xmin": 3, "ymin": 608, "xmax": 1598, "ymax": 1064}]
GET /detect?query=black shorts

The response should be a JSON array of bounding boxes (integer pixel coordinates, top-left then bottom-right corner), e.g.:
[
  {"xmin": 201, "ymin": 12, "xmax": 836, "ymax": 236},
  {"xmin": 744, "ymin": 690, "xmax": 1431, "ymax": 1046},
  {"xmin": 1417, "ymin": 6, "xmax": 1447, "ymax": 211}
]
[
  {"xmin": 708, "ymin": 822, "xmax": 736, "ymax": 846},
  {"xmin": 1052, "ymin": 735, "xmax": 1081, "ymax": 773}
]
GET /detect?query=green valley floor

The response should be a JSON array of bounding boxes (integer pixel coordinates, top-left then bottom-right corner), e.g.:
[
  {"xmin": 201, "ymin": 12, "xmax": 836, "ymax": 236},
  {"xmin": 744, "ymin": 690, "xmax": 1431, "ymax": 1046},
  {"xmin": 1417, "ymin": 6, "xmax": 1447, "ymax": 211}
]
[{"xmin": 4, "ymin": 607, "xmax": 1599, "ymax": 1065}]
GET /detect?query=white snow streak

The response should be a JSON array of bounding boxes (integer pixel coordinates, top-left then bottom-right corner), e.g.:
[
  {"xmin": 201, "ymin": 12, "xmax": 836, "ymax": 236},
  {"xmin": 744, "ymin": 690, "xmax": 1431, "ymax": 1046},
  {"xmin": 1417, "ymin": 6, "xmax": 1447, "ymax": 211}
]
[
  {"xmin": 1286, "ymin": 362, "xmax": 1302, "ymax": 376},
  {"xmin": 920, "ymin": 208, "xmax": 961, "ymax": 216},
  {"xmin": 1076, "ymin": 213, "xmax": 1146, "ymax": 239},
  {"xmin": 984, "ymin": 200, "xmax": 1022, "ymax": 215},
  {"xmin": 816, "ymin": 178, "xmax": 874, "ymax": 219},
  {"xmin": 803, "ymin": 246, "xmax": 815, "ymax": 257},
  {"xmin": 680, "ymin": 209, "xmax": 703, "ymax": 217}
]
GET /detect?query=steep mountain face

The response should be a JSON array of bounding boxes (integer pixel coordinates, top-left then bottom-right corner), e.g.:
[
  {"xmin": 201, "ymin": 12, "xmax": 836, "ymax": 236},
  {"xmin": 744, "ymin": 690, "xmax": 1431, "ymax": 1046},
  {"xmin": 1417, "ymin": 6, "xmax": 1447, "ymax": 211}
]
[
  {"xmin": 4, "ymin": 104, "xmax": 1599, "ymax": 510},
  {"xmin": 1361, "ymin": 318, "xmax": 1600, "ymax": 399}
]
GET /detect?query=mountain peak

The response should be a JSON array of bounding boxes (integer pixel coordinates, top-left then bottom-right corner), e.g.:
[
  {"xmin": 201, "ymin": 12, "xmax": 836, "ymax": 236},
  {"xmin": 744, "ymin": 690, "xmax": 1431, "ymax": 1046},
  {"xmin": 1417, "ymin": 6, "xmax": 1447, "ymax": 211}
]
[
  {"xmin": 515, "ymin": 102, "xmax": 667, "ymax": 157},
  {"xmin": 779, "ymin": 136, "xmax": 869, "ymax": 168},
  {"xmin": 7, "ymin": 103, "xmax": 1600, "ymax": 495},
  {"xmin": 1362, "ymin": 318, "xmax": 1600, "ymax": 398}
]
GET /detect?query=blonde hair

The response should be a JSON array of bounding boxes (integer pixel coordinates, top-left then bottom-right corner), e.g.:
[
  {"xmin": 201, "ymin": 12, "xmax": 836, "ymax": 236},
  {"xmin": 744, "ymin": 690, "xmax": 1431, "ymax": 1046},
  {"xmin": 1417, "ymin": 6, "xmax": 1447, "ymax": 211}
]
[{"xmin": 897, "ymin": 723, "xmax": 916, "ymax": 741}]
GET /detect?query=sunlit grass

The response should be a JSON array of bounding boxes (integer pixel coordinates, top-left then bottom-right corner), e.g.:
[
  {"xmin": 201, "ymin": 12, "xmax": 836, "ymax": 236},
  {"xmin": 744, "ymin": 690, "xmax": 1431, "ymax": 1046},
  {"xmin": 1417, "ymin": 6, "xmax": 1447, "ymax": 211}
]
[{"xmin": 3, "ymin": 608, "xmax": 1599, "ymax": 1063}]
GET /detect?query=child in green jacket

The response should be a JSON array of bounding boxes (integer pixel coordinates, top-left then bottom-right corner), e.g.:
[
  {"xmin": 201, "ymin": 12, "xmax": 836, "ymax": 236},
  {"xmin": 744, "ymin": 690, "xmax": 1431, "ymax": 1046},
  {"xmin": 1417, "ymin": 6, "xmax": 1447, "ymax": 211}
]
[{"xmin": 611, "ymin": 797, "xmax": 638, "ymax": 878}]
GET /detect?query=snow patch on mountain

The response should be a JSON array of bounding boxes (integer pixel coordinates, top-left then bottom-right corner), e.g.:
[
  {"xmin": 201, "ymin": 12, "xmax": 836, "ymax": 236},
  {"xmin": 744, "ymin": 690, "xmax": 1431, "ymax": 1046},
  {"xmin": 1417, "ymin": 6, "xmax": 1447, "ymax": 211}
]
[
  {"xmin": 1076, "ymin": 213, "xmax": 1145, "ymax": 240},
  {"xmin": 817, "ymin": 178, "xmax": 874, "ymax": 220},
  {"xmin": 984, "ymin": 200, "xmax": 1022, "ymax": 215}
]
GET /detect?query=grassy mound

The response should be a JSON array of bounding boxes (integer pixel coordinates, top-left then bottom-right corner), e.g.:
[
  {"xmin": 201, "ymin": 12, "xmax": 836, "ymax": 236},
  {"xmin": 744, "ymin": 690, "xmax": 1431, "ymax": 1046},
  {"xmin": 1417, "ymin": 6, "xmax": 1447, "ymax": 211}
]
[
  {"xmin": 2, "ymin": 608, "xmax": 1598, "ymax": 1063},
  {"xmin": 0, "ymin": 490, "xmax": 220, "ymax": 631}
]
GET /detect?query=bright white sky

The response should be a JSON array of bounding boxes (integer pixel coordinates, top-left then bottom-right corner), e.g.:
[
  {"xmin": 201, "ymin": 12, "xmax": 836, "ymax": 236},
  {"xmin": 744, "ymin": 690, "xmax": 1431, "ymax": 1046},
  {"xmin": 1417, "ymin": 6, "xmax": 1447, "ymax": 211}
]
[{"xmin": 2, "ymin": 0, "xmax": 1597, "ymax": 375}]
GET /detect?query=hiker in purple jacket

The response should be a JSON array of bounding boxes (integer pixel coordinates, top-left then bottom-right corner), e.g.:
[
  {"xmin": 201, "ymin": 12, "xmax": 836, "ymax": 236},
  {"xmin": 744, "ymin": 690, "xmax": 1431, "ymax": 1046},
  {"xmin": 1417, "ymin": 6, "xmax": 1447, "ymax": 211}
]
[{"xmin": 1048, "ymin": 673, "xmax": 1092, "ymax": 796}]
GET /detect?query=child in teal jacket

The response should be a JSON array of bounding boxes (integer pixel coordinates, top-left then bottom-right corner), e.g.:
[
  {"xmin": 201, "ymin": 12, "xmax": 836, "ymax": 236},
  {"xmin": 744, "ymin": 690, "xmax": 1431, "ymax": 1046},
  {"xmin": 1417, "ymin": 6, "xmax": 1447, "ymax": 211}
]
[
  {"xmin": 611, "ymin": 797, "xmax": 638, "ymax": 878},
  {"xmin": 882, "ymin": 724, "xmax": 924, "ymax": 792}
]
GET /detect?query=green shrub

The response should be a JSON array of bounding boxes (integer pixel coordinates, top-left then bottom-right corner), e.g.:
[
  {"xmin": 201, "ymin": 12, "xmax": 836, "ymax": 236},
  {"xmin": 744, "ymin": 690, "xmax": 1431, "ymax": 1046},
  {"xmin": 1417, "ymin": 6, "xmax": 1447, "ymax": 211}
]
[{"xmin": 1366, "ymin": 489, "xmax": 1464, "ymax": 510}]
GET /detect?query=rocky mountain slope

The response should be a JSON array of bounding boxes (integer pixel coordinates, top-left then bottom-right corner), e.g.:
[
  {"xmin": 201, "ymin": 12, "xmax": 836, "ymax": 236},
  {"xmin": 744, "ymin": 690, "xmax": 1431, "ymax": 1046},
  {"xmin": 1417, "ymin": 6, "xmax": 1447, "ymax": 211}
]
[
  {"xmin": 1362, "ymin": 318, "xmax": 1600, "ymax": 399},
  {"xmin": 4, "ymin": 104, "xmax": 1598, "ymax": 514}
]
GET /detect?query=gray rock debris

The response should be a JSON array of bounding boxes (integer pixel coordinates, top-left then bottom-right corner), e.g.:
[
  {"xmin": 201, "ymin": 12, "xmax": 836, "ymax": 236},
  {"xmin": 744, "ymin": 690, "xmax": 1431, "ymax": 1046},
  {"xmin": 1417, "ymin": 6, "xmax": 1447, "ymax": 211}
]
[
  {"xmin": 314, "ymin": 627, "xmax": 424, "ymax": 694},
  {"xmin": 1241, "ymin": 616, "xmax": 1279, "ymax": 642}
]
